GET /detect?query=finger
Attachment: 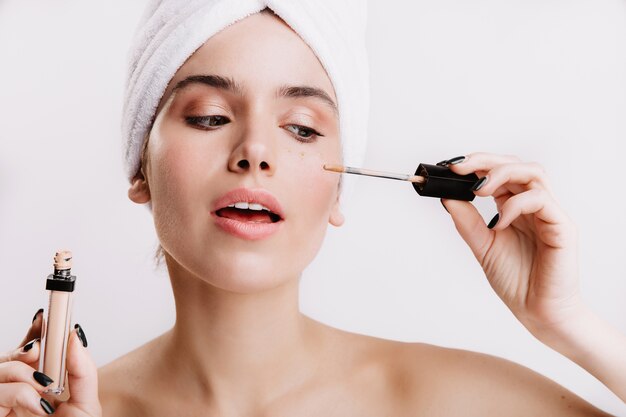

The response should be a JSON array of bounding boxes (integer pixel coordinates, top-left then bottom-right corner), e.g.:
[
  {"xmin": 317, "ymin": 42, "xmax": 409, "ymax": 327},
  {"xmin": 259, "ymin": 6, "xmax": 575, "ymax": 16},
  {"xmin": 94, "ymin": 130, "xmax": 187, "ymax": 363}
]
[
  {"xmin": 0, "ymin": 340, "xmax": 41, "ymax": 367},
  {"xmin": 489, "ymin": 189, "xmax": 575, "ymax": 246},
  {"xmin": 19, "ymin": 309, "xmax": 44, "ymax": 348},
  {"xmin": 491, "ymin": 186, "xmax": 514, "ymax": 201},
  {"xmin": 441, "ymin": 152, "xmax": 521, "ymax": 175},
  {"xmin": 443, "ymin": 153, "xmax": 540, "ymax": 198},
  {"xmin": 0, "ymin": 382, "xmax": 53, "ymax": 416},
  {"xmin": 471, "ymin": 162, "xmax": 554, "ymax": 198},
  {"xmin": 0, "ymin": 361, "xmax": 54, "ymax": 392},
  {"xmin": 441, "ymin": 198, "xmax": 494, "ymax": 262},
  {"xmin": 65, "ymin": 325, "xmax": 100, "ymax": 415}
]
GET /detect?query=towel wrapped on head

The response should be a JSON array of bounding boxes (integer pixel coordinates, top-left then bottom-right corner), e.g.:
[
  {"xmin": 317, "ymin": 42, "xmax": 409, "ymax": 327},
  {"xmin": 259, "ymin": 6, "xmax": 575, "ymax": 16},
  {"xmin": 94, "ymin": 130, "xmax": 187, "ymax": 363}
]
[{"xmin": 122, "ymin": 0, "xmax": 369, "ymax": 207}]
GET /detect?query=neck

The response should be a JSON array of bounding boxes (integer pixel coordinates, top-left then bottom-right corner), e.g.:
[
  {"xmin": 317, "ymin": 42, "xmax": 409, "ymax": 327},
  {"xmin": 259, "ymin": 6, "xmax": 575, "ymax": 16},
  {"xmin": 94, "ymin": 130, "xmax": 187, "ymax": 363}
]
[{"xmin": 161, "ymin": 255, "xmax": 323, "ymax": 412}]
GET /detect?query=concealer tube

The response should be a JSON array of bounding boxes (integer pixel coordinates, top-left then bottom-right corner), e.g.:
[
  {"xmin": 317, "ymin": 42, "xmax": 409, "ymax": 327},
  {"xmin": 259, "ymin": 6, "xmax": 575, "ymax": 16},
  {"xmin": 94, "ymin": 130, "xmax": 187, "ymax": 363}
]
[{"xmin": 38, "ymin": 250, "xmax": 76, "ymax": 395}]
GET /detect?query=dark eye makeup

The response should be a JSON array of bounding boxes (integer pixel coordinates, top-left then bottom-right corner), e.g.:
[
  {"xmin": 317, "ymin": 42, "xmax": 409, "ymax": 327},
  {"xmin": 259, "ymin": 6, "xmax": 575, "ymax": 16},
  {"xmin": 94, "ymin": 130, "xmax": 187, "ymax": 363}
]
[
  {"xmin": 282, "ymin": 124, "xmax": 324, "ymax": 142},
  {"xmin": 184, "ymin": 115, "xmax": 325, "ymax": 143},
  {"xmin": 185, "ymin": 115, "xmax": 229, "ymax": 128}
]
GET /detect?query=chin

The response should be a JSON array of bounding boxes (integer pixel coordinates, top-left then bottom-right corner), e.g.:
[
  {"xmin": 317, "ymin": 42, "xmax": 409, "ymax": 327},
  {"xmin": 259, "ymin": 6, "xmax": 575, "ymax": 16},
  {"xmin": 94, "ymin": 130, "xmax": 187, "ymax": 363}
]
[{"xmin": 190, "ymin": 249, "xmax": 303, "ymax": 294}]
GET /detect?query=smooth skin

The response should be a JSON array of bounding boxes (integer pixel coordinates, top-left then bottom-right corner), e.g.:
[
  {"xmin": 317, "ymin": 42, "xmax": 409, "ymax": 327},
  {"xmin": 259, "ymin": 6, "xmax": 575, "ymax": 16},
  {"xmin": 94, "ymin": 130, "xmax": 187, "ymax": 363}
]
[{"xmin": 1, "ymin": 9, "xmax": 624, "ymax": 417}]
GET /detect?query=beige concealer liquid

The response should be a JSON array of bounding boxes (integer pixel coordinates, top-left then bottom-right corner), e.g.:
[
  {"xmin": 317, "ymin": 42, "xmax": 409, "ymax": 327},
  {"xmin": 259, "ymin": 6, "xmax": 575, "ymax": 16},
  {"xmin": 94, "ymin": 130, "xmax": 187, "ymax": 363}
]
[{"xmin": 38, "ymin": 250, "xmax": 76, "ymax": 396}]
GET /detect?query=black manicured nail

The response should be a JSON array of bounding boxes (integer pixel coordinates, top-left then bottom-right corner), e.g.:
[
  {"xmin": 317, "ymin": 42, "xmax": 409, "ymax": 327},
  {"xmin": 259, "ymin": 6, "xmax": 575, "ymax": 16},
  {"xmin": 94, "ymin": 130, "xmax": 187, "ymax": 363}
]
[
  {"xmin": 487, "ymin": 213, "xmax": 500, "ymax": 229},
  {"xmin": 40, "ymin": 397, "xmax": 55, "ymax": 414},
  {"xmin": 446, "ymin": 156, "xmax": 465, "ymax": 165},
  {"xmin": 75, "ymin": 323, "xmax": 88, "ymax": 347},
  {"xmin": 472, "ymin": 176, "xmax": 488, "ymax": 191},
  {"xmin": 32, "ymin": 308, "xmax": 44, "ymax": 323},
  {"xmin": 22, "ymin": 338, "xmax": 39, "ymax": 352},
  {"xmin": 436, "ymin": 159, "xmax": 449, "ymax": 166},
  {"xmin": 33, "ymin": 371, "xmax": 54, "ymax": 387},
  {"xmin": 440, "ymin": 199, "xmax": 449, "ymax": 214}
]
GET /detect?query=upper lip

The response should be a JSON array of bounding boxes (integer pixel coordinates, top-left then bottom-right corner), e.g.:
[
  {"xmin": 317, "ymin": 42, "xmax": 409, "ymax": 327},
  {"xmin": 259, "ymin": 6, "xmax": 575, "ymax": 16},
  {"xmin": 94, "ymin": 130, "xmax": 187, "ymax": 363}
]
[{"xmin": 212, "ymin": 187, "xmax": 285, "ymax": 220}]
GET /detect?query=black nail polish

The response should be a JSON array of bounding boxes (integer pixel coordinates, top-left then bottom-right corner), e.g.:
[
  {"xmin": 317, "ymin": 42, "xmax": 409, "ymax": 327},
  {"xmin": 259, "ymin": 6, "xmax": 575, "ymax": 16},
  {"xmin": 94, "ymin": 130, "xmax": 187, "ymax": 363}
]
[
  {"xmin": 33, "ymin": 371, "xmax": 54, "ymax": 387},
  {"xmin": 75, "ymin": 323, "xmax": 88, "ymax": 347},
  {"xmin": 487, "ymin": 213, "xmax": 500, "ymax": 229},
  {"xmin": 440, "ymin": 199, "xmax": 449, "ymax": 213},
  {"xmin": 446, "ymin": 156, "xmax": 465, "ymax": 165},
  {"xmin": 22, "ymin": 338, "xmax": 39, "ymax": 352},
  {"xmin": 436, "ymin": 159, "xmax": 449, "ymax": 166},
  {"xmin": 32, "ymin": 308, "xmax": 44, "ymax": 323},
  {"xmin": 472, "ymin": 176, "xmax": 488, "ymax": 191},
  {"xmin": 40, "ymin": 397, "xmax": 55, "ymax": 414}
]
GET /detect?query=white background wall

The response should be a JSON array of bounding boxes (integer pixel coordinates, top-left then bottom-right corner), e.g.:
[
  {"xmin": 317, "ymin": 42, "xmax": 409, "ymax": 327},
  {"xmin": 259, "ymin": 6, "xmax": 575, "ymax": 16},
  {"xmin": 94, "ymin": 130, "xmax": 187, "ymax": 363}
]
[{"xmin": 1, "ymin": 0, "xmax": 624, "ymax": 415}]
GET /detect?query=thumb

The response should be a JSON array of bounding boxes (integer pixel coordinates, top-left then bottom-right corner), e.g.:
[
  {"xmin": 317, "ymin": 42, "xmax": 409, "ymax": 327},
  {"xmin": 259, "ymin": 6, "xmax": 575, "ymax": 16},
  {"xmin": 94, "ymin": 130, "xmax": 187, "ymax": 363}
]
[
  {"xmin": 441, "ymin": 198, "xmax": 494, "ymax": 262},
  {"xmin": 65, "ymin": 324, "xmax": 101, "ymax": 415}
]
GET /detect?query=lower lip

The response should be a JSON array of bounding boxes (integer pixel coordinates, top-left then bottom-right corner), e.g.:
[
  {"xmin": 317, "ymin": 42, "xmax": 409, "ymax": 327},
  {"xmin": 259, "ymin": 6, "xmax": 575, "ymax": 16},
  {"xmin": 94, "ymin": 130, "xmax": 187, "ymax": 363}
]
[{"xmin": 211, "ymin": 213, "xmax": 283, "ymax": 240}]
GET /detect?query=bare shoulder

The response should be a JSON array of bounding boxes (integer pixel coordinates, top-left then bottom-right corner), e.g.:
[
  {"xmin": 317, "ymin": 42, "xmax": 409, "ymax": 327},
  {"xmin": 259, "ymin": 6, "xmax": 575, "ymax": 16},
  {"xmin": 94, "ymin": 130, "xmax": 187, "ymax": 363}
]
[
  {"xmin": 360, "ymin": 337, "xmax": 614, "ymax": 417},
  {"xmin": 98, "ymin": 332, "xmax": 169, "ymax": 417}
]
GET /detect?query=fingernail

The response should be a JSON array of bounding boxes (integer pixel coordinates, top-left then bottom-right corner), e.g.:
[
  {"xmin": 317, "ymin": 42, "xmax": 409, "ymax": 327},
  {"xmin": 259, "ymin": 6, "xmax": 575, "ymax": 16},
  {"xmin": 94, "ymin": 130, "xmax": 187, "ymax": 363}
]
[
  {"xmin": 440, "ymin": 199, "xmax": 449, "ymax": 214},
  {"xmin": 40, "ymin": 397, "xmax": 55, "ymax": 414},
  {"xmin": 32, "ymin": 308, "xmax": 44, "ymax": 323},
  {"xmin": 487, "ymin": 213, "xmax": 500, "ymax": 229},
  {"xmin": 472, "ymin": 176, "xmax": 488, "ymax": 191},
  {"xmin": 446, "ymin": 156, "xmax": 465, "ymax": 165},
  {"xmin": 33, "ymin": 371, "xmax": 54, "ymax": 387},
  {"xmin": 436, "ymin": 159, "xmax": 449, "ymax": 166},
  {"xmin": 75, "ymin": 323, "xmax": 88, "ymax": 347},
  {"xmin": 22, "ymin": 338, "xmax": 39, "ymax": 352}
]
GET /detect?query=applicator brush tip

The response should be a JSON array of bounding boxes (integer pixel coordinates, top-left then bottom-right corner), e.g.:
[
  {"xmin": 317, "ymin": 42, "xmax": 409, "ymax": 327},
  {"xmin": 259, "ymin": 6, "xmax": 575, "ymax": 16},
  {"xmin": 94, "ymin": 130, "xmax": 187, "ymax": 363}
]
[
  {"xmin": 322, "ymin": 164, "xmax": 345, "ymax": 173},
  {"xmin": 53, "ymin": 250, "xmax": 72, "ymax": 270}
]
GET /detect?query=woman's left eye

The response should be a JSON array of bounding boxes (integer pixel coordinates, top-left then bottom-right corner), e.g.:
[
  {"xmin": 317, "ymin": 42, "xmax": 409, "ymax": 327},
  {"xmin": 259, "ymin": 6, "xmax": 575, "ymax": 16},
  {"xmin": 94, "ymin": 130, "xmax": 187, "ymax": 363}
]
[
  {"xmin": 185, "ymin": 115, "xmax": 230, "ymax": 129},
  {"xmin": 283, "ymin": 124, "xmax": 324, "ymax": 142}
]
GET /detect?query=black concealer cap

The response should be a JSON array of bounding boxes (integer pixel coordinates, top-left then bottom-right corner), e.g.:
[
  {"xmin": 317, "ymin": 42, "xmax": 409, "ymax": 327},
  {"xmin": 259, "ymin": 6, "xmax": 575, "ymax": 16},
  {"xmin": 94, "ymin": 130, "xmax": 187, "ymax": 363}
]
[
  {"xmin": 46, "ymin": 273, "xmax": 76, "ymax": 292},
  {"xmin": 412, "ymin": 163, "xmax": 479, "ymax": 201}
]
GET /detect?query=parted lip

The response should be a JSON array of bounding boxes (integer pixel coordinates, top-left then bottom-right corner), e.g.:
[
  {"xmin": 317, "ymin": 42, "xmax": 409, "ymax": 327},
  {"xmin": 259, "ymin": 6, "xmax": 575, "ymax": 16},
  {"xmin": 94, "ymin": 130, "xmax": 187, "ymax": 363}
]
[{"xmin": 212, "ymin": 187, "xmax": 285, "ymax": 220}]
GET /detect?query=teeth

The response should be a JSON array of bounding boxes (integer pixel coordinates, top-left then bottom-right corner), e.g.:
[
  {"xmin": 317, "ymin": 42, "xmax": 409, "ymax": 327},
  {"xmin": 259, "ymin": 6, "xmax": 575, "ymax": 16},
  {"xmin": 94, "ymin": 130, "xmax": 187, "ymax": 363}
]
[{"xmin": 227, "ymin": 202, "xmax": 274, "ymax": 213}]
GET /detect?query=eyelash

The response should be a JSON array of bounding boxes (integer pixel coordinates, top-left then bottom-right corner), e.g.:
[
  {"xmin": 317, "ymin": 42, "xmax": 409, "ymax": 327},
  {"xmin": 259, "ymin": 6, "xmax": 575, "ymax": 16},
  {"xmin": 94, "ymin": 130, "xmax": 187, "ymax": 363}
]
[{"xmin": 184, "ymin": 115, "xmax": 324, "ymax": 143}]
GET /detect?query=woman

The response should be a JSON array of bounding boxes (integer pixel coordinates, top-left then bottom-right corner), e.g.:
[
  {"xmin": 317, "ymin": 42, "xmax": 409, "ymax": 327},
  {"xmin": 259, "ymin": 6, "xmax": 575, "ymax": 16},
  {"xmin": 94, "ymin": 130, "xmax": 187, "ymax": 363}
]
[{"xmin": 1, "ymin": 2, "xmax": 625, "ymax": 416}]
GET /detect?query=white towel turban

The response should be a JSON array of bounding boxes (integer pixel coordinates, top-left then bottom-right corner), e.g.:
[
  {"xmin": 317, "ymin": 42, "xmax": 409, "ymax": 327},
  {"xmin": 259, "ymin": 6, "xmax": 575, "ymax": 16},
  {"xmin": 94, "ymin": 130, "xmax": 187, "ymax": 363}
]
[{"xmin": 122, "ymin": 0, "xmax": 369, "ymax": 206}]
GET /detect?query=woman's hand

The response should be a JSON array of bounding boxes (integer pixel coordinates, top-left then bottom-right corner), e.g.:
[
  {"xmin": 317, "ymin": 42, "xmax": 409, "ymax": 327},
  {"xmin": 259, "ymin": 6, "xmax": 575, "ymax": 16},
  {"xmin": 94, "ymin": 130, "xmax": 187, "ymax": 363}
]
[
  {"xmin": 439, "ymin": 152, "xmax": 626, "ymax": 403},
  {"xmin": 0, "ymin": 310, "xmax": 102, "ymax": 416},
  {"xmin": 438, "ymin": 152, "xmax": 583, "ymax": 337}
]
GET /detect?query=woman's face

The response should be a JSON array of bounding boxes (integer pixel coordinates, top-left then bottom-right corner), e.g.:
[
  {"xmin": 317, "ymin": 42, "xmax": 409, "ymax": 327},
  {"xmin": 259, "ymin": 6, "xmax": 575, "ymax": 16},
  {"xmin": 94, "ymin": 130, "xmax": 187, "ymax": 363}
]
[{"xmin": 129, "ymin": 10, "xmax": 344, "ymax": 293}]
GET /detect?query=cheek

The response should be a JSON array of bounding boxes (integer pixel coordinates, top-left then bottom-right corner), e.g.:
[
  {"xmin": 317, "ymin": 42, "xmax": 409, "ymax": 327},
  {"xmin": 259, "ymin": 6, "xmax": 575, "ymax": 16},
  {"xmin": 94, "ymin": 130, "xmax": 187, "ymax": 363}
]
[
  {"xmin": 147, "ymin": 128, "xmax": 225, "ymax": 249},
  {"xmin": 281, "ymin": 145, "xmax": 340, "ymax": 226},
  {"xmin": 150, "ymin": 141, "xmax": 196, "ymax": 208},
  {"xmin": 148, "ymin": 141, "xmax": 195, "ymax": 249},
  {"xmin": 149, "ymin": 120, "xmax": 224, "ymax": 206},
  {"xmin": 289, "ymin": 160, "xmax": 338, "ymax": 270}
]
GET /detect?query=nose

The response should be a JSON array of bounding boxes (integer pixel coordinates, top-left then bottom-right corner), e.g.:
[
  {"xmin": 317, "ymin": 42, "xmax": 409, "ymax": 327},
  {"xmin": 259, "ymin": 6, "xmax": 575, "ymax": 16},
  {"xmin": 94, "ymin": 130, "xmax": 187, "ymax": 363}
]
[
  {"xmin": 227, "ymin": 129, "xmax": 276, "ymax": 176},
  {"xmin": 233, "ymin": 158, "xmax": 270, "ymax": 171}
]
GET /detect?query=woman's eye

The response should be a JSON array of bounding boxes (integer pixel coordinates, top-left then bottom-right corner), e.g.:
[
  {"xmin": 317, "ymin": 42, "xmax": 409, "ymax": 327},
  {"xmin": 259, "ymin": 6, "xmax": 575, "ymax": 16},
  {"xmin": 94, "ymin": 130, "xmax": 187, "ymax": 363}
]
[
  {"xmin": 185, "ymin": 115, "xmax": 230, "ymax": 129},
  {"xmin": 284, "ymin": 124, "xmax": 324, "ymax": 142}
]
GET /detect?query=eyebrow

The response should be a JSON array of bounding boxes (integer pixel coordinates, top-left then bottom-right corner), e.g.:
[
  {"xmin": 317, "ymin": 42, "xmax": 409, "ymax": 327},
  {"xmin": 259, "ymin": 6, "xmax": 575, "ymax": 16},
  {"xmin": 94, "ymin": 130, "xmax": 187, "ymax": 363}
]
[
  {"xmin": 172, "ymin": 74, "xmax": 338, "ymax": 115},
  {"xmin": 276, "ymin": 85, "xmax": 338, "ymax": 115},
  {"xmin": 173, "ymin": 74, "xmax": 244, "ymax": 96}
]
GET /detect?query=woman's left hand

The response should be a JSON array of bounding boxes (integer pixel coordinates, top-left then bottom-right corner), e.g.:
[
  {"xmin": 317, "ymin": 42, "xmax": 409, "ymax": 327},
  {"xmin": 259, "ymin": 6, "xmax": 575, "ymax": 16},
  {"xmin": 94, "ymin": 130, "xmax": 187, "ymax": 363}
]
[{"xmin": 439, "ymin": 152, "xmax": 584, "ymax": 337}]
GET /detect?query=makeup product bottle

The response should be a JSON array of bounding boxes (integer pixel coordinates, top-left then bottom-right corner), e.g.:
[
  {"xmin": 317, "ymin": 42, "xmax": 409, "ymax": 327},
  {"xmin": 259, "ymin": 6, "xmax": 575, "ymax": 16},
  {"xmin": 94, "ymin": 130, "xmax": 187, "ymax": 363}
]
[{"xmin": 39, "ymin": 250, "xmax": 76, "ymax": 395}]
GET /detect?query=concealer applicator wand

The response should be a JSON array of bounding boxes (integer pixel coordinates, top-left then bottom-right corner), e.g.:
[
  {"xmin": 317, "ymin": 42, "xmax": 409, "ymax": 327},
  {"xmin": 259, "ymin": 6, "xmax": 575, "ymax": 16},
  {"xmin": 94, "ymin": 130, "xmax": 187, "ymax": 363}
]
[{"xmin": 323, "ymin": 162, "xmax": 479, "ymax": 201}]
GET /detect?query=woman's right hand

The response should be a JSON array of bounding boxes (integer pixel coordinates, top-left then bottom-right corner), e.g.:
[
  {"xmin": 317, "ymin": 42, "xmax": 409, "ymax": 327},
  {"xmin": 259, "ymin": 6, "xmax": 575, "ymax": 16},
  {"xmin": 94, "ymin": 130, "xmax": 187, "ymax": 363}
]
[{"xmin": 0, "ymin": 309, "xmax": 102, "ymax": 416}]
